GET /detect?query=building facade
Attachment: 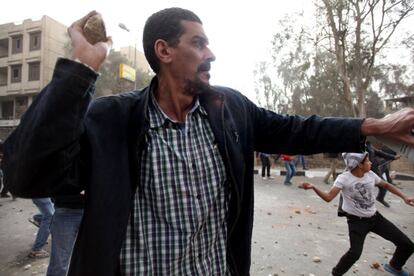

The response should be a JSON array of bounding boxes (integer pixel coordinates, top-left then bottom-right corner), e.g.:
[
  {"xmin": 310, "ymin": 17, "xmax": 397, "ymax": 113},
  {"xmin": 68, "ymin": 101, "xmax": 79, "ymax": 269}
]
[
  {"xmin": 384, "ymin": 95, "xmax": 414, "ymax": 113},
  {"xmin": 0, "ymin": 16, "xmax": 68, "ymax": 140},
  {"xmin": 119, "ymin": 46, "xmax": 150, "ymax": 73}
]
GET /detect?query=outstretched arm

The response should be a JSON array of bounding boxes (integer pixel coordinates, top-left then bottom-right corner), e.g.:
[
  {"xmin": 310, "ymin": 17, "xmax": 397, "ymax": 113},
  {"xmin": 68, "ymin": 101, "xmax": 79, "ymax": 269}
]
[
  {"xmin": 376, "ymin": 181, "xmax": 414, "ymax": 206},
  {"xmin": 373, "ymin": 148, "xmax": 400, "ymax": 161},
  {"xmin": 361, "ymin": 108, "xmax": 414, "ymax": 146},
  {"xmin": 300, "ymin": 182, "xmax": 341, "ymax": 202}
]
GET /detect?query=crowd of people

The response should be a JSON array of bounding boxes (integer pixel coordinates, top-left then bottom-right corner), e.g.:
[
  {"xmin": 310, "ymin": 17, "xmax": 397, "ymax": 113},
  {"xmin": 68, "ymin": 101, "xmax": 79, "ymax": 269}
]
[{"xmin": 0, "ymin": 7, "xmax": 413, "ymax": 276}]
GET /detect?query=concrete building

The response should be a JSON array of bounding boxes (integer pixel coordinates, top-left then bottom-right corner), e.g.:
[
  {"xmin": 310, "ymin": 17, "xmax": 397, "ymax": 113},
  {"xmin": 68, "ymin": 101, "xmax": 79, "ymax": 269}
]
[
  {"xmin": 119, "ymin": 46, "xmax": 150, "ymax": 73},
  {"xmin": 384, "ymin": 95, "xmax": 414, "ymax": 112},
  {"xmin": 0, "ymin": 16, "xmax": 68, "ymax": 140}
]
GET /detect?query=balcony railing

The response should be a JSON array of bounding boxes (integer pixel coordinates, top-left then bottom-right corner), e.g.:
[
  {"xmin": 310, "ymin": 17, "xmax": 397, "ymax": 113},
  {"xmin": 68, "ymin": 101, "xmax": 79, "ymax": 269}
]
[{"xmin": 0, "ymin": 119, "xmax": 20, "ymax": 127}]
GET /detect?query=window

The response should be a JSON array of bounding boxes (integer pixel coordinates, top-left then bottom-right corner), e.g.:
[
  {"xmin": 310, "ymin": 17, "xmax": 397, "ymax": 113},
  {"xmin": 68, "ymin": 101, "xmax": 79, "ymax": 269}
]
[
  {"xmin": 0, "ymin": 38, "xmax": 8, "ymax": 58},
  {"xmin": 11, "ymin": 35, "xmax": 23, "ymax": 54},
  {"xmin": 1, "ymin": 101, "xmax": 14, "ymax": 119},
  {"xmin": 30, "ymin": 32, "xmax": 41, "ymax": 51},
  {"xmin": 0, "ymin": 67, "xmax": 7, "ymax": 86},
  {"xmin": 10, "ymin": 64, "xmax": 22, "ymax": 83},
  {"xmin": 28, "ymin": 62, "xmax": 40, "ymax": 81}
]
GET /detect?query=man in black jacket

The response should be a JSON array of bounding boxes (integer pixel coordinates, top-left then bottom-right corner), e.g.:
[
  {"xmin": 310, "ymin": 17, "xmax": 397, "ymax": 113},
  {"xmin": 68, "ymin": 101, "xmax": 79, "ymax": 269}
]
[
  {"xmin": 366, "ymin": 141, "xmax": 400, "ymax": 207},
  {"xmin": 3, "ymin": 8, "xmax": 414, "ymax": 276}
]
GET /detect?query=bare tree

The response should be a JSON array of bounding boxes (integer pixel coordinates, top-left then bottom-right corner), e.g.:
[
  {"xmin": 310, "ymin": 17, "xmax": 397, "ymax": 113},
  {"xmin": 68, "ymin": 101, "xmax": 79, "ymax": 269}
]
[
  {"xmin": 255, "ymin": 0, "xmax": 414, "ymax": 118},
  {"xmin": 321, "ymin": 0, "xmax": 414, "ymax": 117},
  {"xmin": 257, "ymin": 12, "xmax": 353, "ymax": 117}
]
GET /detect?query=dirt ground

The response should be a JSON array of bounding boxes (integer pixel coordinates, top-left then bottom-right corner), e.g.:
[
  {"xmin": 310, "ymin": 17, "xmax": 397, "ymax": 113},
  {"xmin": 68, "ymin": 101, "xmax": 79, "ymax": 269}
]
[
  {"xmin": 251, "ymin": 173, "xmax": 414, "ymax": 276},
  {"xmin": 0, "ymin": 171, "xmax": 413, "ymax": 276}
]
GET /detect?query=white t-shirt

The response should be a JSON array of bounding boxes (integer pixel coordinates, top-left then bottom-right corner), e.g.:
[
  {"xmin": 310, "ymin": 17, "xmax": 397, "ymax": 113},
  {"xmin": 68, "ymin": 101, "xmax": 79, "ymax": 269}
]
[{"xmin": 334, "ymin": 170, "xmax": 382, "ymax": 218}]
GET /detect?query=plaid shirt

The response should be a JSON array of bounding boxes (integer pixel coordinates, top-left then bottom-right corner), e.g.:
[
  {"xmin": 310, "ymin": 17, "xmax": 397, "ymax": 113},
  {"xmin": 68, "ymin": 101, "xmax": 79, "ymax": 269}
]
[{"xmin": 119, "ymin": 93, "xmax": 229, "ymax": 275}]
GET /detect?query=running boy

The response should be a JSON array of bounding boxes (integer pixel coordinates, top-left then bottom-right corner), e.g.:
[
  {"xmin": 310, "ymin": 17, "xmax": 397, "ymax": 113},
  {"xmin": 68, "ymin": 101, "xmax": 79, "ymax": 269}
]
[{"xmin": 301, "ymin": 152, "xmax": 414, "ymax": 276}]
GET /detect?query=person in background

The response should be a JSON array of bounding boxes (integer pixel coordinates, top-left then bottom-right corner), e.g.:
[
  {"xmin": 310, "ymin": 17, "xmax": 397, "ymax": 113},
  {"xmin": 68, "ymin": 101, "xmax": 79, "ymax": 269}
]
[
  {"xmin": 301, "ymin": 152, "xmax": 414, "ymax": 276},
  {"xmin": 259, "ymin": 152, "xmax": 272, "ymax": 179},
  {"xmin": 272, "ymin": 154, "xmax": 281, "ymax": 166},
  {"xmin": 323, "ymin": 152, "xmax": 340, "ymax": 184},
  {"xmin": 46, "ymin": 193, "xmax": 84, "ymax": 276},
  {"xmin": 366, "ymin": 141, "xmax": 400, "ymax": 207},
  {"xmin": 0, "ymin": 164, "xmax": 10, "ymax": 198},
  {"xmin": 380, "ymin": 145, "xmax": 398, "ymax": 184},
  {"xmin": 3, "ymin": 8, "xmax": 414, "ymax": 276},
  {"xmin": 29, "ymin": 198, "xmax": 54, "ymax": 258},
  {"xmin": 294, "ymin": 154, "xmax": 308, "ymax": 170},
  {"xmin": 377, "ymin": 144, "xmax": 400, "ymax": 206},
  {"xmin": 0, "ymin": 142, "xmax": 11, "ymax": 199},
  {"xmin": 281, "ymin": 154, "xmax": 296, "ymax": 185}
]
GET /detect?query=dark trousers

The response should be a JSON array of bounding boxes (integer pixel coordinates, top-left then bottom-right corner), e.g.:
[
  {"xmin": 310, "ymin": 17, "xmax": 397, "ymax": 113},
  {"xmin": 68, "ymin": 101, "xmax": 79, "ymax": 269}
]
[
  {"xmin": 332, "ymin": 212, "xmax": 414, "ymax": 276},
  {"xmin": 0, "ymin": 178, "xmax": 9, "ymax": 195},
  {"xmin": 376, "ymin": 168, "xmax": 393, "ymax": 201},
  {"xmin": 0, "ymin": 186, "xmax": 8, "ymax": 195},
  {"xmin": 260, "ymin": 156, "xmax": 270, "ymax": 177},
  {"xmin": 377, "ymin": 186, "xmax": 388, "ymax": 201},
  {"xmin": 0, "ymin": 172, "xmax": 8, "ymax": 195}
]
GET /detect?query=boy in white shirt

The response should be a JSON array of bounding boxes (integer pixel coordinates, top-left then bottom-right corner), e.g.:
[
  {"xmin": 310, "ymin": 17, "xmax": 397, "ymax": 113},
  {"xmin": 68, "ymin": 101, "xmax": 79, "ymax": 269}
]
[{"xmin": 301, "ymin": 152, "xmax": 414, "ymax": 276}]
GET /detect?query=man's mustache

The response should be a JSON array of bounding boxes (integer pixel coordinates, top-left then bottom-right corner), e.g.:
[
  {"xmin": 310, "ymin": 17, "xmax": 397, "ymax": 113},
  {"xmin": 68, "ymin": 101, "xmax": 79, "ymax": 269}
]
[{"xmin": 197, "ymin": 62, "xmax": 211, "ymax": 72}]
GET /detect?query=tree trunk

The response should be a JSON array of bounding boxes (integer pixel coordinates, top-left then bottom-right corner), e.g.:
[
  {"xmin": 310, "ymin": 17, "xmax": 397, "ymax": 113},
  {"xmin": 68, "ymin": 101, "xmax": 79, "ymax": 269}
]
[{"xmin": 323, "ymin": 0, "xmax": 357, "ymax": 117}]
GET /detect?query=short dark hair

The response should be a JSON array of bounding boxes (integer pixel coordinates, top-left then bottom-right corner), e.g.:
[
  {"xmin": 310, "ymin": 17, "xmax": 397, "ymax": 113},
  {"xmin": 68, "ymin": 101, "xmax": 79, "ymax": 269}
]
[{"xmin": 143, "ymin": 7, "xmax": 202, "ymax": 73}]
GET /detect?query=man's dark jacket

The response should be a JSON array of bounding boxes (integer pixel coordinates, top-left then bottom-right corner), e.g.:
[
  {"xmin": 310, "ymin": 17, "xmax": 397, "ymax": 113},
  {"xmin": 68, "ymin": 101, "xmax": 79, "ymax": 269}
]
[
  {"xmin": 3, "ymin": 59, "xmax": 364, "ymax": 276},
  {"xmin": 366, "ymin": 142, "xmax": 396, "ymax": 175}
]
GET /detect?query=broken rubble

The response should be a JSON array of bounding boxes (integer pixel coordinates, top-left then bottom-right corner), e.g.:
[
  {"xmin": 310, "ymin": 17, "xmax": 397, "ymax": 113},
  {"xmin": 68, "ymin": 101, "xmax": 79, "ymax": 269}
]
[
  {"xmin": 312, "ymin": 256, "xmax": 321, "ymax": 263},
  {"xmin": 370, "ymin": 261, "xmax": 380, "ymax": 269}
]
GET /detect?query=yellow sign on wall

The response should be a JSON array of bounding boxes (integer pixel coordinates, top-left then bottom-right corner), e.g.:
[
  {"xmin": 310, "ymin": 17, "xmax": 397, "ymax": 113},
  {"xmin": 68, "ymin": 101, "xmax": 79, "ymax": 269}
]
[{"xmin": 119, "ymin": 63, "xmax": 136, "ymax": 82}]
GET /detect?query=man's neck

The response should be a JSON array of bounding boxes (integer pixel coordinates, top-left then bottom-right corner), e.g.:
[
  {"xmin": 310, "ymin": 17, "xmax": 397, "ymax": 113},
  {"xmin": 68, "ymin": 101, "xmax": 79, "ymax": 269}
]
[{"xmin": 154, "ymin": 76, "xmax": 196, "ymax": 123}]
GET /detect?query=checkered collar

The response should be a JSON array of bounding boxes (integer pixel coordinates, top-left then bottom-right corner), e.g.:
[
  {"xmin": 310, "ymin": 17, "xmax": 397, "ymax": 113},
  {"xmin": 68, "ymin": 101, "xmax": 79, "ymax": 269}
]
[{"xmin": 148, "ymin": 89, "xmax": 208, "ymax": 129}]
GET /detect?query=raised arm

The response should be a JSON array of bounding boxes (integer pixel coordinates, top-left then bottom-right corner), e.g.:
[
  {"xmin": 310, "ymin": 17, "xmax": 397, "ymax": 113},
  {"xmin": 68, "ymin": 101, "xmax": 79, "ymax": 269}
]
[
  {"xmin": 2, "ymin": 11, "xmax": 111, "ymax": 198},
  {"xmin": 373, "ymin": 147, "xmax": 399, "ymax": 160},
  {"xmin": 68, "ymin": 11, "xmax": 111, "ymax": 71},
  {"xmin": 301, "ymin": 182, "xmax": 341, "ymax": 202}
]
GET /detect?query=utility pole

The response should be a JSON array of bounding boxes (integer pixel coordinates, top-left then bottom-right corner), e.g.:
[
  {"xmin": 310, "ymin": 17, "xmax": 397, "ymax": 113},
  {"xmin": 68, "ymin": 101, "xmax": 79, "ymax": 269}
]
[{"xmin": 119, "ymin": 23, "xmax": 137, "ymax": 90}]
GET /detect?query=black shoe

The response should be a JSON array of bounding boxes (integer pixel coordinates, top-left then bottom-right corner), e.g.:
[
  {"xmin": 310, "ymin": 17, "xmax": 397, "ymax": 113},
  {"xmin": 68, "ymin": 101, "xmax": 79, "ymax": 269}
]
[{"xmin": 377, "ymin": 198, "xmax": 390, "ymax": 208}]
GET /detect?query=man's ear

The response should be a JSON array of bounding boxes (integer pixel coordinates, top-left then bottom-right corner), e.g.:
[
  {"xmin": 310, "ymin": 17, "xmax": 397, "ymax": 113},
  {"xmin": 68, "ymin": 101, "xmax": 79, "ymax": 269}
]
[{"xmin": 154, "ymin": 39, "xmax": 172, "ymax": 65}]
